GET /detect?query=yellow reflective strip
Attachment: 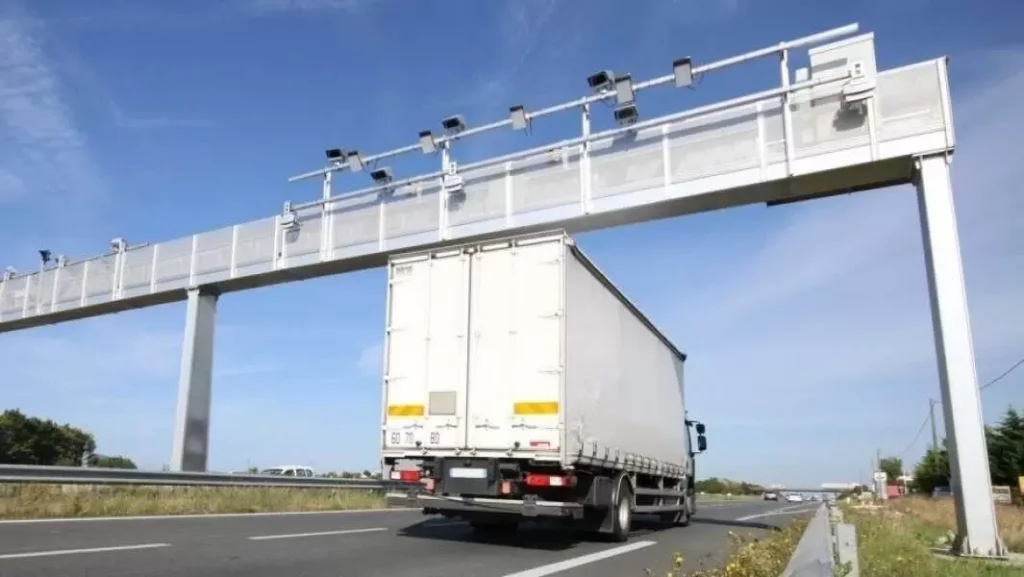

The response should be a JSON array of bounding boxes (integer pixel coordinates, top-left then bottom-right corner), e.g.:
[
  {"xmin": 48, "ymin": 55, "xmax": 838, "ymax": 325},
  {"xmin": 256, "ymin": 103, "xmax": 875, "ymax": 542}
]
[
  {"xmin": 387, "ymin": 404, "xmax": 425, "ymax": 417},
  {"xmin": 513, "ymin": 401, "xmax": 559, "ymax": 415}
]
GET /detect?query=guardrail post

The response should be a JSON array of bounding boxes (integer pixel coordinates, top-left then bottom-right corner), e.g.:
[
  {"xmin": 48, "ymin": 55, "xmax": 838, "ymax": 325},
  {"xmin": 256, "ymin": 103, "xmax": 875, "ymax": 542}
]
[
  {"xmin": 914, "ymin": 154, "xmax": 1006, "ymax": 557},
  {"xmin": 170, "ymin": 287, "xmax": 220, "ymax": 472}
]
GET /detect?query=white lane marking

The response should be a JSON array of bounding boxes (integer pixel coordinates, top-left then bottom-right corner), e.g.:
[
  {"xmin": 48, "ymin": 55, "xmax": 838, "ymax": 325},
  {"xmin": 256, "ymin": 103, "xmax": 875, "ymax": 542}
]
[
  {"xmin": 736, "ymin": 504, "xmax": 820, "ymax": 521},
  {"xmin": 0, "ymin": 543, "xmax": 170, "ymax": 560},
  {"xmin": 248, "ymin": 527, "xmax": 388, "ymax": 541},
  {"xmin": 501, "ymin": 540, "xmax": 657, "ymax": 577},
  {"xmin": 0, "ymin": 507, "xmax": 417, "ymax": 525}
]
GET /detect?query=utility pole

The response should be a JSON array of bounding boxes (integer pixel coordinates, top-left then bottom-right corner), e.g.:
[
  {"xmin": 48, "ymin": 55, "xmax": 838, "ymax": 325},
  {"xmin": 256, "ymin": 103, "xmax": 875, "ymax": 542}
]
[{"xmin": 930, "ymin": 398, "xmax": 940, "ymax": 451}]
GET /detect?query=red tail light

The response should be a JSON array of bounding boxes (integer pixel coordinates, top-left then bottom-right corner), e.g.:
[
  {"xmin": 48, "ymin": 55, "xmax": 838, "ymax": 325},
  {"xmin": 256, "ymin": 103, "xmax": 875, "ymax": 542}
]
[
  {"xmin": 390, "ymin": 469, "xmax": 422, "ymax": 482},
  {"xmin": 524, "ymin": 473, "xmax": 576, "ymax": 488}
]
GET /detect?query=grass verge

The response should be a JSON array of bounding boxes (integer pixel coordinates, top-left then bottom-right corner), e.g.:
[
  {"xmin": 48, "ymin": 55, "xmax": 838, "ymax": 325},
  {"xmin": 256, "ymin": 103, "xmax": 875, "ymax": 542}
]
[
  {"xmin": 0, "ymin": 484, "xmax": 386, "ymax": 519},
  {"xmin": 845, "ymin": 497, "xmax": 1024, "ymax": 577},
  {"xmin": 664, "ymin": 519, "xmax": 809, "ymax": 576}
]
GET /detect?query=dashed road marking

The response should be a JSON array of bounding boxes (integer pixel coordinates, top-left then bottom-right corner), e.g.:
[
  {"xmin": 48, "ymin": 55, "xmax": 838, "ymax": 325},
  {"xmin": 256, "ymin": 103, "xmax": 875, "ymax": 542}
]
[
  {"xmin": 501, "ymin": 540, "xmax": 658, "ymax": 577},
  {"xmin": 0, "ymin": 543, "xmax": 171, "ymax": 560},
  {"xmin": 248, "ymin": 527, "xmax": 388, "ymax": 541},
  {"xmin": 736, "ymin": 504, "xmax": 820, "ymax": 521}
]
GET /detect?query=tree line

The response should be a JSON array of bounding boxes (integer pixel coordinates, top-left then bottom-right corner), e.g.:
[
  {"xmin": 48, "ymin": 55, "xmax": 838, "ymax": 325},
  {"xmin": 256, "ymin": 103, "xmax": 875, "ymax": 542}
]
[
  {"xmin": 877, "ymin": 407, "xmax": 1024, "ymax": 494},
  {"xmin": 695, "ymin": 477, "xmax": 765, "ymax": 495},
  {"xmin": 0, "ymin": 409, "xmax": 137, "ymax": 469}
]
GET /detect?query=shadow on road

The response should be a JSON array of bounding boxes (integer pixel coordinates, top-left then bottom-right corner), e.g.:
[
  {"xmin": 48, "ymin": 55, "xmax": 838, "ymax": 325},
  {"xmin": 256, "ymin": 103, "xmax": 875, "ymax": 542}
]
[
  {"xmin": 396, "ymin": 516, "xmax": 674, "ymax": 550},
  {"xmin": 691, "ymin": 517, "xmax": 784, "ymax": 532}
]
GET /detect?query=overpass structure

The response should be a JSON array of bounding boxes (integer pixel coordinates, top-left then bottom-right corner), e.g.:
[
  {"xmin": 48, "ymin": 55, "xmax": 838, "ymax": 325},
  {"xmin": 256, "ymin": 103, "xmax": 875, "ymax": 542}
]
[{"xmin": 0, "ymin": 24, "xmax": 1005, "ymax": 556}]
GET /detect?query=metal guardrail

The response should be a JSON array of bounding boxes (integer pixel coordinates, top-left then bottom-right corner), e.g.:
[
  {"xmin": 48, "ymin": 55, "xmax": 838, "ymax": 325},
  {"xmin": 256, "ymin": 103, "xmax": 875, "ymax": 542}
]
[
  {"xmin": 0, "ymin": 464, "xmax": 400, "ymax": 490},
  {"xmin": 780, "ymin": 502, "xmax": 860, "ymax": 577}
]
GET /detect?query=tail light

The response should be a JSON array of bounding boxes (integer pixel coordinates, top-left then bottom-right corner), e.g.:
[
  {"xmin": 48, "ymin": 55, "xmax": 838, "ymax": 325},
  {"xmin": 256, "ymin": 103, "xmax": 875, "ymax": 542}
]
[
  {"xmin": 524, "ymin": 473, "xmax": 576, "ymax": 488},
  {"xmin": 390, "ymin": 470, "xmax": 422, "ymax": 482}
]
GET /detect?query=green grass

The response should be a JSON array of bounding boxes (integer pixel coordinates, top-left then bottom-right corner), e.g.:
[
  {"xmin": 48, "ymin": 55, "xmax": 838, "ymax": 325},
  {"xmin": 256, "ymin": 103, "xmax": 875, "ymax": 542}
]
[
  {"xmin": 845, "ymin": 499, "xmax": 1024, "ymax": 577},
  {"xmin": 665, "ymin": 519, "xmax": 809, "ymax": 577},
  {"xmin": 0, "ymin": 484, "xmax": 385, "ymax": 519}
]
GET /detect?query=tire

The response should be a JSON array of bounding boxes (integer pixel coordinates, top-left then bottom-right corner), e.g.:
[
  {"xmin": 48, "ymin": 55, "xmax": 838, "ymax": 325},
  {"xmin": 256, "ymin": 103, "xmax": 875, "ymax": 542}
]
[{"xmin": 610, "ymin": 476, "xmax": 634, "ymax": 542}]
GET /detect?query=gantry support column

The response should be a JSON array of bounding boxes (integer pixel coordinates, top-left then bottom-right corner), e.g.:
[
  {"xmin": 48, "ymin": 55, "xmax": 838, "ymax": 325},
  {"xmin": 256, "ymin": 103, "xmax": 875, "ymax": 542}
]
[
  {"xmin": 170, "ymin": 287, "xmax": 219, "ymax": 472},
  {"xmin": 915, "ymin": 154, "xmax": 1005, "ymax": 557}
]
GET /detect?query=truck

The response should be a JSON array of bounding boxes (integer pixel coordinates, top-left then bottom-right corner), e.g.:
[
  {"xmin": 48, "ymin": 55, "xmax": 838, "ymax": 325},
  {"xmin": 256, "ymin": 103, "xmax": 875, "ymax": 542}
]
[{"xmin": 381, "ymin": 231, "xmax": 707, "ymax": 542}]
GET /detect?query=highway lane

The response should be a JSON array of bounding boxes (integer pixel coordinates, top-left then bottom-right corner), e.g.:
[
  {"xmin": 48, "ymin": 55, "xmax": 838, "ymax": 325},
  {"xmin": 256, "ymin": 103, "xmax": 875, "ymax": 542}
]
[{"xmin": 0, "ymin": 500, "xmax": 819, "ymax": 577}]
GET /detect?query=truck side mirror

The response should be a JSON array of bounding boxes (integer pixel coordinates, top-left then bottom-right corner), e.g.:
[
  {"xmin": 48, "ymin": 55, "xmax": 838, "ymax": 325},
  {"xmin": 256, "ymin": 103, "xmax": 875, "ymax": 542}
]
[
  {"xmin": 697, "ymin": 435, "xmax": 707, "ymax": 452},
  {"xmin": 696, "ymin": 423, "xmax": 706, "ymax": 435}
]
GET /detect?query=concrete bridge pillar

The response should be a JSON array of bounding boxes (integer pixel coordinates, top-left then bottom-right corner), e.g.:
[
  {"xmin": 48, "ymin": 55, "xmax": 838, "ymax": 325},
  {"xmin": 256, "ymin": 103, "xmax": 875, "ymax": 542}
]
[{"xmin": 170, "ymin": 287, "xmax": 219, "ymax": 472}]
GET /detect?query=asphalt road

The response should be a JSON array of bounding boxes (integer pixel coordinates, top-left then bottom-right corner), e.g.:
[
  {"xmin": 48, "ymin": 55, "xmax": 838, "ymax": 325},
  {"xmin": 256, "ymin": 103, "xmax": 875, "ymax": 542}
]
[{"xmin": 0, "ymin": 500, "xmax": 819, "ymax": 577}]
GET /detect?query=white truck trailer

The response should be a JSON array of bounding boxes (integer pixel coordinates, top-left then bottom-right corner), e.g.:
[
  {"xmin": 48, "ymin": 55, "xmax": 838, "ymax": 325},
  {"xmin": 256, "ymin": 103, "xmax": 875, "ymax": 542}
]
[{"xmin": 381, "ymin": 231, "xmax": 707, "ymax": 541}]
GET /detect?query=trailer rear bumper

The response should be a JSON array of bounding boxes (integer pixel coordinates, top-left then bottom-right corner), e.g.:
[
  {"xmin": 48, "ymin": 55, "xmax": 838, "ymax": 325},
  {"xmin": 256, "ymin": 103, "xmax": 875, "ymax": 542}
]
[{"xmin": 386, "ymin": 492, "xmax": 585, "ymax": 519}]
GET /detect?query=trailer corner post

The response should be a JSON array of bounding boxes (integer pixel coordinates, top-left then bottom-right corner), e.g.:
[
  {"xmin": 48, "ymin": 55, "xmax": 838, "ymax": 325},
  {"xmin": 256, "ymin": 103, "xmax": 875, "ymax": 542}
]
[
  {"xmin": 170, "ymin": 286, "xmax": 220, "ymax": 472},
  {"xmin": 914, "ymin": 154, "xmax": 1006, "ymax": 557}
]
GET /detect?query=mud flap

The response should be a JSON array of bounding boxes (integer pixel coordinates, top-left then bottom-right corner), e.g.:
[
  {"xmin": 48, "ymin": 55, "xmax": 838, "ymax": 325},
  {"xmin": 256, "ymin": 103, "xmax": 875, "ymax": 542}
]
[
  {"xmin": 598, "ymin": 473, "xmax": 631, "ymax": 534},
  {"xmin": 522, "ymin": 494, "xmax": 539, "ymax": 518}
]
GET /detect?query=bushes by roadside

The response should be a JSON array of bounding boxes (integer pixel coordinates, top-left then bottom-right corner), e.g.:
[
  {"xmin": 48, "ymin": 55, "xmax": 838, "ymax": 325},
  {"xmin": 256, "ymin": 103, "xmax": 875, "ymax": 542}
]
[{"xmin": 0, "ymin": 484, "xmax": 385, "ymax": 519}]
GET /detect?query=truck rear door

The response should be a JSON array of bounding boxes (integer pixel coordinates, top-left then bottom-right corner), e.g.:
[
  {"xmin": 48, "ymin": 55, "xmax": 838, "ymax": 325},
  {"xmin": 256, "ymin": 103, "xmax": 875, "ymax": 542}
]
[
  {"xmin": 383, "ymin": 249, "xmax": 470, "ymax": 452},
  {"xmin": 465, "ymin": 238, "xmax": 563, "ymax": 454}
]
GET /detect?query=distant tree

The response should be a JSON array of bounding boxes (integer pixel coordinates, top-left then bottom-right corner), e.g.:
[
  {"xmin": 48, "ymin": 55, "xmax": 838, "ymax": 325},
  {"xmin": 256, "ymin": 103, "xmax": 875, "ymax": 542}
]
[
  {"xmin": 913, "ymin": 446, "xmax": 950, "ymax": 494},
  {"xmin": 0, "ymin": 409, "xmax": 96, "ymax": 466},
  {"xmin": 911, "ymin": 407, "xmax": 1024, "ymax": 495},
  {"xmin": 987, "ymin": 408, "xmax": 1024, "ymax": 486},
  {"xmin": 695, "ymin": 477, "xmax": 765, "ymax": 495},
  {"xmin": 878, "ymin": 456, "xmax": 903, "ymax": 481},
  {"xmin": 91, "ymin": 455, "xmax": 137, "ymax": 469},
  {"xmin": 362, "ymin": 470, "xmax": 372, "ymax": 478}
]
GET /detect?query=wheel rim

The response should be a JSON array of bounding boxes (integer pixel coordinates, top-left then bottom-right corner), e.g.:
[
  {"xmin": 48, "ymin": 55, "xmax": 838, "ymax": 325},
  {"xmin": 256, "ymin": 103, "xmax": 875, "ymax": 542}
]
[{"xmin": 617, "ymin": 492, "xmax": 631, "ymax": 531}]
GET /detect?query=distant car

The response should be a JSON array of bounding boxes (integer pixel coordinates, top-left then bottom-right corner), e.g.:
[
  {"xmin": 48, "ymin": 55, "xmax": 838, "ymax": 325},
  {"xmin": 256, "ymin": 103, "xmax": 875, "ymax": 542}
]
[
  {"xmin": 260, "ymin": 466, "xmax": 316, "ymax": 477},
  {"xmin": 785, "ymin": 493, "xmax": 804, "ymax": 503},
  {"xmin": 763, "ymin": 491, "xmax": 779, "ymax": 501}
]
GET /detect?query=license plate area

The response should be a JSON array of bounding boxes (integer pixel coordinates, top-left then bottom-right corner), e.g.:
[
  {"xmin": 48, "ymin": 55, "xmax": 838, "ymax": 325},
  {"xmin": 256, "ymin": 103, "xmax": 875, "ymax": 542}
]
[
  {"xmin": 439, "ymin": 458, "xmax": 498, "ymax": 496},
  {"xmin": 449, "ymin": 467, "xmax": 487, "ymax": 479}
]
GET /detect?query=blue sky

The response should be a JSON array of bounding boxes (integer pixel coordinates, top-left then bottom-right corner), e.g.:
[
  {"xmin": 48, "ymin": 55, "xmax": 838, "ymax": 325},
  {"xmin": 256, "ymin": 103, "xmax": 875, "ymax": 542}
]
[{"xmin": 0, "ymin": 0, "xmax": 1022, "ymax": 486}]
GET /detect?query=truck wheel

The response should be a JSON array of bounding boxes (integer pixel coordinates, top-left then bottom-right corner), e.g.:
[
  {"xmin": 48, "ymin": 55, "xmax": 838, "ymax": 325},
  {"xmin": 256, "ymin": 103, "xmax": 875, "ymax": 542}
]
[{"xmin": 610, "ymin": 477, "xmax": 633, "ymax": 542}]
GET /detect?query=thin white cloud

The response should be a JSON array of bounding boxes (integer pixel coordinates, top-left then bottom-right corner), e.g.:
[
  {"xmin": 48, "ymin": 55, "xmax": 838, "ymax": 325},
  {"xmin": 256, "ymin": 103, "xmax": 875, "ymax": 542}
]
[
  {"xmin": 241, "ymin": 0, "xmax": 372, "ymax": 14},
  {"xmin": 357, "ymin": 341, "xmax": 383, "ymax": 377},
  {"xmin": 0, "ymin": 12, "xmax": 106, "ymax": 208},
  {"xmin": 0, "ymin": 167, "xmax": 26, "ymax": 202},
  {"xmin": 0, "ymin": 320, "xmax": 182, "ymax": 390}
]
